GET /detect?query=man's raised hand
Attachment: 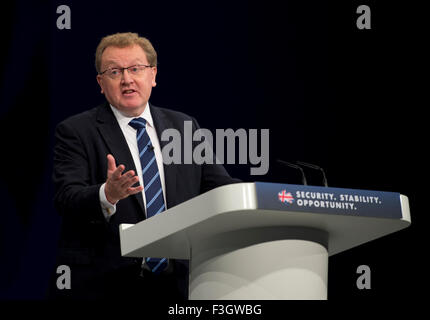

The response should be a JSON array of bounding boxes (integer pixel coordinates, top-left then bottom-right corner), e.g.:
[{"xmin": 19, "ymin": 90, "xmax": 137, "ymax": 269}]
[{"xmin": 104, "ymin": 154, "xmax": 143, "ymax": 204}]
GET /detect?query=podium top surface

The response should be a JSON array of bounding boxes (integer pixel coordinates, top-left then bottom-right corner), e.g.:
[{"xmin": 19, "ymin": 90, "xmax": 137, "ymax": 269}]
[{"xmin": 120, "ymin": 182, "xmax": 410, "ymax": 259}]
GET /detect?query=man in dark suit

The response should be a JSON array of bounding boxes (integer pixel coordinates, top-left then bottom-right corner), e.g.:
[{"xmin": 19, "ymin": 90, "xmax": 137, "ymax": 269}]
[{"xmin": 51, "ymin": 32, "xmax": 239, "ymax": 300}]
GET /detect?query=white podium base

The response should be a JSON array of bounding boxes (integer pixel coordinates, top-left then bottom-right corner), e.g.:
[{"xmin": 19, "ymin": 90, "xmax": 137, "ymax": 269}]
[{"xmin": 189, "ymin": 239, "xmax": 328, "ymax": 300}]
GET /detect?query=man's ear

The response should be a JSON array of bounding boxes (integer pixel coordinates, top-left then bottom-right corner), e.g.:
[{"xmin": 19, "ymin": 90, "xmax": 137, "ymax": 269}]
[
  {"xmin": 96, "ymin": 75, "xmax": 104, "ymax": 94},
  {"xmin": 152, "ymin": 67, "xmax": 157, "ymax": 87}
]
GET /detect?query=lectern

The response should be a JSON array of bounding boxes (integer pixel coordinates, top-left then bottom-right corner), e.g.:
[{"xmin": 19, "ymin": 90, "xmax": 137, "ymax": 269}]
[{"xmin": 119, "ymin": 182, "xmax": 411, "ymax": 300}]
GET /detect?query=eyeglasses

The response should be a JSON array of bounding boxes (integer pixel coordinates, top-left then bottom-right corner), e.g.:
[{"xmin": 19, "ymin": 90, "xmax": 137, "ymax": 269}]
[{"xmin": 99, "ymin": 64, "xmax": 153, "ymax": 79}]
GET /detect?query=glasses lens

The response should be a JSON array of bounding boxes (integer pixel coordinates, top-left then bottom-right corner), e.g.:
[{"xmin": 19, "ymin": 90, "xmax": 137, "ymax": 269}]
[
  {"xmin": 109, "ymin": 68, "xmax": 121, "ymax": 78},
  {"xmin": 129, "ymin": 65, "xmax": 144, "ymax": 75},
  {"xmin": 103, "ymin": 65, "xmax": 149, "ymax": 79}
]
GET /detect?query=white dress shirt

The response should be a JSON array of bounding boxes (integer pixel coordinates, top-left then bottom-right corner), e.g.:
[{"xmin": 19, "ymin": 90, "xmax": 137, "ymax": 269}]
[{"xmin": 99, "ymin": 103, "xmax": 167, "ymax": 220}]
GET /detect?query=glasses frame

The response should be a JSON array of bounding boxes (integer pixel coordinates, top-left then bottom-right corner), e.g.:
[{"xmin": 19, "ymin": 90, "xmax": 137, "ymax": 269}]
[{"xmin": 99, "ymin": 64, "xmax": 153, "ymax": 79}]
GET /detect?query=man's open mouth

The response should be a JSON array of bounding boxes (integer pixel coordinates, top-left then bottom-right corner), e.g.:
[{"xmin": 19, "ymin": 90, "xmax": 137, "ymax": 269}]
[{"xmin": 122, "ymin": 89, "xmax": 137, "ymax": 95}]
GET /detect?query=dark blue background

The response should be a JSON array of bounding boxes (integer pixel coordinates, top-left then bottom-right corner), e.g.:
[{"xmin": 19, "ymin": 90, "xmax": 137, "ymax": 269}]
[{"xmin": 0, "ymin": 0, "xmax": 425, "ymax": 305}]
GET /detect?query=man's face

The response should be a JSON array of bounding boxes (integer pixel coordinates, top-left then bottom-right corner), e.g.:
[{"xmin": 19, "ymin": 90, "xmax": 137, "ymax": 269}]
[{"xmin": 97, "ymin": 44, "xmax": 157, "ymax": 117}]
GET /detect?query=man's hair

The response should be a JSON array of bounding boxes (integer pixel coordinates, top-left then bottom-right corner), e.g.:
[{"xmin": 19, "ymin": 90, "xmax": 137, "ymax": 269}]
[{"xmin": 95, "ymin": 32, "xmax": 157, "ymax": 73}]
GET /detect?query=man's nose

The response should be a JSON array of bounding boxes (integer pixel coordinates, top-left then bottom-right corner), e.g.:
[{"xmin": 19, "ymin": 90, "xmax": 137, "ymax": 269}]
[{"xmin": 121, "ymin": 69, "xmax": 133, "ymax": 83}]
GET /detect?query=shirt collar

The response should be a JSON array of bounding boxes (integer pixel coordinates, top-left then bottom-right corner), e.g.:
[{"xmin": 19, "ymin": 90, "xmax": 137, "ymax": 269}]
[{"xmin": 109, "ymin": 102, "xmax": 154, "ymax": 129}]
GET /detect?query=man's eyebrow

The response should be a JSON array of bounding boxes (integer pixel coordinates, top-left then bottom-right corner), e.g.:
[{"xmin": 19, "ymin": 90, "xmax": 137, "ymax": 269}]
[
  {"xmin": 103, "ymin": 59, "xmax": 145, "ymax": 68},
  {"xmin": 103, "ymin": 60, "xmax": 121, "ymax": 68}
]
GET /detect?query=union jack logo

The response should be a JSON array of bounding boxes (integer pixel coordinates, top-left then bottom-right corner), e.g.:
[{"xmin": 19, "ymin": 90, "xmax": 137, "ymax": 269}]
[{"xmin": 278, "ymin": 190, "xmax": 294, "ymax": 204}]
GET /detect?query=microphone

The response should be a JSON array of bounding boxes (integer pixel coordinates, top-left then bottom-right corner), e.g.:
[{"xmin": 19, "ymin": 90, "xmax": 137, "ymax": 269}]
[
  {"xmin": 149, "ymin": 144, "xmax": 154, "ymax": 151},
  {"xmin": 296, "ymin": 161, "xmax": 328, "ymax": 187},
  {"xmin": 276, "ymin": 159, "xmax": 308, "ymax": 185}
]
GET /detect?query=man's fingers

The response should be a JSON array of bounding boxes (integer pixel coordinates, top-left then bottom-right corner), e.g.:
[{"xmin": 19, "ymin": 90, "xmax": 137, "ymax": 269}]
[
  {"xmin": 107, "ymin": 154, "xmax": 116, "ymax": 172},
  {"xmin": 106, "ymin": 164, "xmax": 142, "ymax": 202},
  {"xmin": 121, "ymin": 174, "xmax": 140, "ymax": 189},
  {"xmin": 127, "ymin": 185, "xmax": 144, "ymax": 195},
  {"xmin": 111, "ymin": 164, "xmax": 125, "ymax": 180},
  {"xmin": 118, "ymin": 170, "xmax": 136, "ymax": 185}
]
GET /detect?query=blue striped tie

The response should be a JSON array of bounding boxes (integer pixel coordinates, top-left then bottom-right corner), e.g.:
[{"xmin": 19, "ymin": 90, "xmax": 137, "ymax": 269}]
[{"xmin": 129, "ymin": 118, "xmax": 168, "ymax": 274}]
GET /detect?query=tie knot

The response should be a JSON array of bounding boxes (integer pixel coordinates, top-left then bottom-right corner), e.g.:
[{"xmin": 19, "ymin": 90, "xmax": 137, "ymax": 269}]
[{"xmin": 129, "ymin": 118, "xmax": 147, "ymax": 130}]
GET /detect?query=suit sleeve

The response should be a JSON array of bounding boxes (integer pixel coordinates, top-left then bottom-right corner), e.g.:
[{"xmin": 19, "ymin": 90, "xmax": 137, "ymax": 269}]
[{"xmin": 53, "ymin": 120, "xmax": 104, "ymax": 223}]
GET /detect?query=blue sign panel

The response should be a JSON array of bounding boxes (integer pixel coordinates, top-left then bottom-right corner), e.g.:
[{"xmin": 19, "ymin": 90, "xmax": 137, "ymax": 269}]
[{"xmin": 254, "ymin": 182, "xmax": 403, "ymax": 219}]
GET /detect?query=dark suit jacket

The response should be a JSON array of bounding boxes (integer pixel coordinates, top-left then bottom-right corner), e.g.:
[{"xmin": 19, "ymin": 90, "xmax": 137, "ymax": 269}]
[{"xmin": 51, "ymin": 101, "xmax": 239, "ymax": 300}]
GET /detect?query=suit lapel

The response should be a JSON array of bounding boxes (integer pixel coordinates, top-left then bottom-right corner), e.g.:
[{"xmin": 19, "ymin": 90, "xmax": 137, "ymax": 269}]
[
  {"xmin": 150, "ymin": 104, "xmax": 177, "ymax": 210},
  {"xmin": 95, "ymin": 102, "xmax": 146, "ymax": 217}
]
